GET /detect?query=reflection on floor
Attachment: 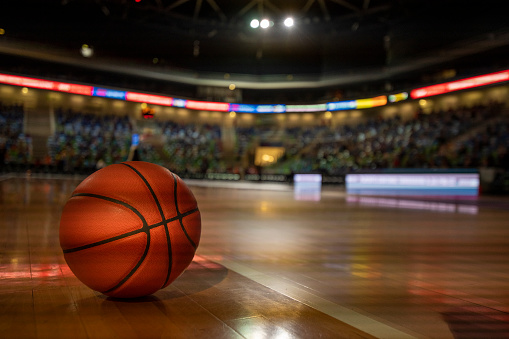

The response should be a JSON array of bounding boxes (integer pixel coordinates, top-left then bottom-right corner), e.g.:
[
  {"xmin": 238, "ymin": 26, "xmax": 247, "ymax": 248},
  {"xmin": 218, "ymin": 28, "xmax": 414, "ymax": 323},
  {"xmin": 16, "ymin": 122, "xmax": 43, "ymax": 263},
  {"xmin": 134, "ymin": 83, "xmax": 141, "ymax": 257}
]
[{"xmin": 347, "ymin": 196, "xmax": 479, "ymax": 214}]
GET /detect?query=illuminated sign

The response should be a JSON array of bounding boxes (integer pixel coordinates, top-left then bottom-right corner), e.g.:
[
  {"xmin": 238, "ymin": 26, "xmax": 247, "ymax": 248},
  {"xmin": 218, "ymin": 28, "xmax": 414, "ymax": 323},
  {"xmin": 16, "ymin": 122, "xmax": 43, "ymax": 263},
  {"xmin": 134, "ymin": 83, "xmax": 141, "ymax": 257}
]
[
  {"xmin": 388, "ymin": 92, "xmax": 409, "ymax": 103},
  {"xmin": 172, "ymin": 99, "xmax": 187, "ymax": 107},
  {"xmin": 93, "ymin": 88, "xmax": 126, "ymax": 100},
  {"xmin": 229, "ymin": 104, "xmax": 287, "ymax": 113},
  {"xmin": 186, "ymin": 100, "xmax": 229, "ymax": 111},
  {"xmin": 0, "ymin": 73, "xmax": 93, "ymax": 96},
  {"xmin": 294, "ymin": 174, "xmax": 322, "ymax": 183},
  {"xmin": 286, "ymin": 104, "xmax": 327, "ymax": 112},
  {"xmin": 141, "ymin": 107, "xmax": 155, "ymax": 119},
  {"xmin": 345, "ymin": 173, "xmax": 479, "ymax": 197},
  {"xmin": 326, "ymin": 100, "xmax": 356, "ymax": 111},
  {"xmin": 1, "ymin": 68, "xmax": 506, "ymax": 114},
  {"xmin": 229, "ymin": 104, "xmax": 257, "ymax": 113},
  {"xmin": 356, "ymin": 96, "xmax": 387, "ymax": 109},
  {"xmin": 294, "ymin": 174, "xmax": 322, "ymax": 201},
  {"xmin": 256, "ymin": 105, "xmax": 286, "ymax": 113},
  {"xmin": 126, "ymin": 92, "xmax": 173, "ymax": 106},
  {"xmin": 411, "ymin": 69, "xmax": 509, "ymax": 99}
]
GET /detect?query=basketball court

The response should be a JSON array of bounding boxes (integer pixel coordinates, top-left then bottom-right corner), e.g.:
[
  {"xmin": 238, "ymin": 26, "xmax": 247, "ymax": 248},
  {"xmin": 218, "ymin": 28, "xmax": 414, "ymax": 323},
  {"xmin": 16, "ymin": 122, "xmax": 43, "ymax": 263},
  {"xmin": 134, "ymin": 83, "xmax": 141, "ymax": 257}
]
[{"xmin": 1, "ymin": 173, "xmax": 509, "ymax": 338}]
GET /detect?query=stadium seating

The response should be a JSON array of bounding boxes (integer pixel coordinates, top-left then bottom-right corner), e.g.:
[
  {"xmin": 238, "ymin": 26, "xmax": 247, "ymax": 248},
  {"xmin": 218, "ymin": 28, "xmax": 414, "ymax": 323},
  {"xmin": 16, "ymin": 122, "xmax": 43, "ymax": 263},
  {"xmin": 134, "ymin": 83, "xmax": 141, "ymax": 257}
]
[{"xmin": 1, "ymin": 102, "xmax": 508, "ymax": 181}]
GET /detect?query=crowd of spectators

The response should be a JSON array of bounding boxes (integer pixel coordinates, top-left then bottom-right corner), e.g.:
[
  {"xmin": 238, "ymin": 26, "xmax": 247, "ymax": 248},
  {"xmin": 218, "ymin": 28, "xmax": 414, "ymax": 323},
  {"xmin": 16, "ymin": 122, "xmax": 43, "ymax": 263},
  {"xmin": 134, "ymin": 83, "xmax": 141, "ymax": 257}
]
[
  {"xmin": 1, "ymin": 102, "xmax": 508, "ymax": 180},
  {"xmin": 47, "ymin": 109, "xmax": 133, "ymax": 174},
  {"xmin": 450, "ymin": 119, "xmax": 509, "ymax": 170},
  {"xmin": 265, "ymin": 102, "xmax": 508, "ymax": 176},
  {"xmin": 159, "ymin": 120, "xmax": 223, "ymax": 176},
  {"xmin": 0, "ymin": 103, "xmax": 31, "ymax": 172}
]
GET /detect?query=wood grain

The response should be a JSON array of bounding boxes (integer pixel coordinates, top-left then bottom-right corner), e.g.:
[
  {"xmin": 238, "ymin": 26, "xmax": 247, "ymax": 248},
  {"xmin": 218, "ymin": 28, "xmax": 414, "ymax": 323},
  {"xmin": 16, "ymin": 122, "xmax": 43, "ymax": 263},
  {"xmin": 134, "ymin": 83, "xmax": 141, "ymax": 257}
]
[{"xmin": 2, "ymin": 176, "xmax": 509, "ymax": 338}]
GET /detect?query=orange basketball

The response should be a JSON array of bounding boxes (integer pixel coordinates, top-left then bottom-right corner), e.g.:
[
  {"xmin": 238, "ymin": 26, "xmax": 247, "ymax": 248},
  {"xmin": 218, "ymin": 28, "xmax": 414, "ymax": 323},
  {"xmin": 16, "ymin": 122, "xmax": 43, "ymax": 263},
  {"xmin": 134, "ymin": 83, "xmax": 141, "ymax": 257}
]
[{"xmin": 59, "ymin": 161, "xmax": 201, "ymax": 298}]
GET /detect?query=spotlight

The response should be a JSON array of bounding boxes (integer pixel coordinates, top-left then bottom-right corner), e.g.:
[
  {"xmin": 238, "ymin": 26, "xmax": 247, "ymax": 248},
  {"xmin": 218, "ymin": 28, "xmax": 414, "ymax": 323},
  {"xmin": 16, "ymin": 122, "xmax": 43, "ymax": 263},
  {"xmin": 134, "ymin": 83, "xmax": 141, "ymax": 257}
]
[
  {"xmin": 284, "ymin": 17, "xmax": 294, "ymax": 27},
  {"xmin": 250, "ymin": 19, "xmax": 260, "ymax": 28},
  {"xmin": 260, "ymin": 19, "xmax": 270, "ymax": 29}
]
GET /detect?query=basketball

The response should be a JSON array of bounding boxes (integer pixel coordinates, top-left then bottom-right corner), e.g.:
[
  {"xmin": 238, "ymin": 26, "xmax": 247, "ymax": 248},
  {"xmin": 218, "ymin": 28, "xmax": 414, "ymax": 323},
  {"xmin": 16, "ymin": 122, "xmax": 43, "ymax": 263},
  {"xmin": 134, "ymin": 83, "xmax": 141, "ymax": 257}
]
[{"xmin": 59, "ymin": 161, "xmax": 201, "ymax": 298}]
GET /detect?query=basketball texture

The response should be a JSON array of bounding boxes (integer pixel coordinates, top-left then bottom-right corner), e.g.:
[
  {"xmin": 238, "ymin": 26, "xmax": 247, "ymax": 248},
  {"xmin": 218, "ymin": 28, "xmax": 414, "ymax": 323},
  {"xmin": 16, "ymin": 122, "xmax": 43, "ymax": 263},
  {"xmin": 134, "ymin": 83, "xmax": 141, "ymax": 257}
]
[{"xmin": 59, "ymin": 161, "xmax": 201, "ymax": 298}]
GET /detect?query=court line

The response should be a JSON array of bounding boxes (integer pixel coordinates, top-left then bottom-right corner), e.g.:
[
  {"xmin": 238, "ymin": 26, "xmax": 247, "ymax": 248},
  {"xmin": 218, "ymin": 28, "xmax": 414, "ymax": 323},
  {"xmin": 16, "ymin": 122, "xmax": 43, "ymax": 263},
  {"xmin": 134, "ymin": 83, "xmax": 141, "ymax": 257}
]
[{"xmin": 208, "ymin": 257, "xmax": 424, "ymax": 339}]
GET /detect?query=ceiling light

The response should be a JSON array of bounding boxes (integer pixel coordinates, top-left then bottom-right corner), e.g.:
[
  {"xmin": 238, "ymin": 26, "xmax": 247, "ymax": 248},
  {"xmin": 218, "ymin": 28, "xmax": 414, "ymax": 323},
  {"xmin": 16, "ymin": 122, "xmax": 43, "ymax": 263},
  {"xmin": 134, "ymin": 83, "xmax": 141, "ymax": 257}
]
[
  {"xmin": 260, "ymin": 19, "xmax": 270, "ymax": 29},
  {"xmin": 284, "ymin": 18, "xmax": 294, "ymax": 27},
  {"xmin": 250, "ymin": 19, "xmax": 260, "ymax": 28}
]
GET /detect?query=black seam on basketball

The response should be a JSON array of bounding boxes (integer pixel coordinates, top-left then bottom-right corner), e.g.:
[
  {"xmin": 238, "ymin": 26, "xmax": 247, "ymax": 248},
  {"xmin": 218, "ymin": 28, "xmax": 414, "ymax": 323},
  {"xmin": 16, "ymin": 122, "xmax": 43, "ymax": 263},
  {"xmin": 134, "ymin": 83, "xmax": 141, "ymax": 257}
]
[
  {"xmin": 120, "ymin": 162, "xmax": 173, "ymax": 288},
  {"xmin": 171, "ymin": 173, "xmax": 197, "ymax": 250},
  {"xmin": 148, "ymin": 208, "xmax": 199, "ymax": 229},
  {"xmin": 59, "ymin": 205, "xmax": 194, "ymax": 253},
  {"xmin": 61, "ymin": 192, "xmax": 152, "ymax": 295},
  {"xmin": 103, "ymin": 233, "xmax": 151, "ymax": 294},
  {"xmin": 62, "ymin": 193, "xmax": 149, "ymax": 254}
]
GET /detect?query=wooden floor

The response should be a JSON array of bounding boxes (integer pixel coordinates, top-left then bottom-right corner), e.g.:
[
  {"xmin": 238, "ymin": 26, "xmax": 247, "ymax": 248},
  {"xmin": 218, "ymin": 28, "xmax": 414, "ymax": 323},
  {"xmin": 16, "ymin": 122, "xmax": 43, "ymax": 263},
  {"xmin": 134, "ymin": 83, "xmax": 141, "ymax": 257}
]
[{"xmin": 1, "ymin": 174, "xmax": 509, "ymax": 339}]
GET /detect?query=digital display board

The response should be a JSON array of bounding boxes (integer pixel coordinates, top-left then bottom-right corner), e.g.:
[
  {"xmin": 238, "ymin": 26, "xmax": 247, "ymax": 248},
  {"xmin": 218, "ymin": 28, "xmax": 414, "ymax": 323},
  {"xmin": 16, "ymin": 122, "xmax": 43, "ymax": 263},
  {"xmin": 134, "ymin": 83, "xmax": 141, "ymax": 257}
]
[
  {"xmin": 356, "ymin": 96, "xmax": 387, "ymax": 109},
  {"xmin": 1, "ymin": 69, "xmax": 506, "ymax": 114},
  {"xmin": 388, "ymin": 92, "xmax": 409, "ymax": 103},
  {"xmin": 172, "ymin": 98, "xmax": 187, "ymax": 107},
  {"xmin": 93, "ymin": 88, "xmax": 126, "ymax": 100},
  {"xmin": 345, "ymin": 173, "xmax": 479, "ymax": 198},
  {"xmin": 255, "ymin": 105, "xmax": 286, "ymax": 113},
  {"xmin": 229, "ymin": 104, "xmax": 257, "ymax": 113},
  {"xmin": 0, "ymin": 73, "xmax": 93, "ymax": 96},
  {"xmin": 126, "ymin": 92, "xmax": 173, "ymax": 106},
  {"xmin": 286, "ymin": 104, "xmax": 327, "ymax": 112},
  {"xmin": 327, "ymin": 100, "xmax": 357, "ymax": 111},
  {"xmin": 186, "ymin": 100, "xmax": 229, "ymax": 111},
  {"xmin": 411, "ymin": 69, "xmax": 509, "ymax": 99},
  {"xmin": 294, "ymin": 174, "xmax": 322, "ymax": 201}
]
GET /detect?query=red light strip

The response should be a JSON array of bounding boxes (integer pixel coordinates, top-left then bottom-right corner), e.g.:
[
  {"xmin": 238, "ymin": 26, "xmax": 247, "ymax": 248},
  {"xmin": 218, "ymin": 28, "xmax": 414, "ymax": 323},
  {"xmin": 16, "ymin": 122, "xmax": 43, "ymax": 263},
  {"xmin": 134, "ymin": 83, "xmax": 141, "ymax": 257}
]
[
  {"xmin": 411, "ymin": 70, "xmax": 509, "ymax": 99},
  {"xmin": 185, "ymin": 100, "xmax": 229, "ymax": 112},
  {"xmin": 126, "ymin": 92, "xmax": 173, "ymax": 106},
  {"xmin": 0, "ymin": 73, "xmax": 93, "ymax": 96}
]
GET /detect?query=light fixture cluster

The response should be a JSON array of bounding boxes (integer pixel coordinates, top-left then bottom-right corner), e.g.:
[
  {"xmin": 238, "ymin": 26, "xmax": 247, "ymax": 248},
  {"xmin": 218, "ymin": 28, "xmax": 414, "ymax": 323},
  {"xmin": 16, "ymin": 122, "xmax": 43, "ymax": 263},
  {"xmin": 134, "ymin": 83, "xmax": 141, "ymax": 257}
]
[{"xmin": 250, "ymin": 17, "xmax": 294, "ymax": 29}]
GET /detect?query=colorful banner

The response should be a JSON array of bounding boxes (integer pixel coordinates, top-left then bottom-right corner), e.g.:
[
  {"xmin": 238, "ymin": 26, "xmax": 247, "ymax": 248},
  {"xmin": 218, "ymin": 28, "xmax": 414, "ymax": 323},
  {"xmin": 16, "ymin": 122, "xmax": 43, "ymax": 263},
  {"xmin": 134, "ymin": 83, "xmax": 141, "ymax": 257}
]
[{"xmin": 2, "ymin": 69, "xmax": 507, "ymax": 114}]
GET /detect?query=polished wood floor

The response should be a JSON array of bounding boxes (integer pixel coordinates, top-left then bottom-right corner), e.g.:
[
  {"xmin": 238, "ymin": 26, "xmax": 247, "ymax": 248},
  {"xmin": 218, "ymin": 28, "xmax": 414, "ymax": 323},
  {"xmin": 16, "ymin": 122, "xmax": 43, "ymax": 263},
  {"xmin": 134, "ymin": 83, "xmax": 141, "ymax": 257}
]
[{"xmin": 1, "ymin": 174, "xmax": 509, "ymax": 338}]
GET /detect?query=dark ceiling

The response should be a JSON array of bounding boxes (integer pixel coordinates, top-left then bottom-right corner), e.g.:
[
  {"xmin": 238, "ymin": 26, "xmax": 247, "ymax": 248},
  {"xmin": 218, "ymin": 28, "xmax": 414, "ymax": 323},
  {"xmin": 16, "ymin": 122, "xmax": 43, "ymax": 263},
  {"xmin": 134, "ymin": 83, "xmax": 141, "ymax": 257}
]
[{"xmin": 0, "ymin": 0, "xmax": 508, "ymax": 102}]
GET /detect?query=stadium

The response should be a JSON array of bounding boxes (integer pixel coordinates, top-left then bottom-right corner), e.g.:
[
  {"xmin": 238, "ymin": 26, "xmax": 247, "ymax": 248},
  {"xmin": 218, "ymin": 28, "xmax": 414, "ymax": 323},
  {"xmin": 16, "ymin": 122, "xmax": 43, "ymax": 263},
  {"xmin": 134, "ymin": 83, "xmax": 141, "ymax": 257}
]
[{"xmin": 1, "ymin": 0, "xmax": 509, "ymax": 338}]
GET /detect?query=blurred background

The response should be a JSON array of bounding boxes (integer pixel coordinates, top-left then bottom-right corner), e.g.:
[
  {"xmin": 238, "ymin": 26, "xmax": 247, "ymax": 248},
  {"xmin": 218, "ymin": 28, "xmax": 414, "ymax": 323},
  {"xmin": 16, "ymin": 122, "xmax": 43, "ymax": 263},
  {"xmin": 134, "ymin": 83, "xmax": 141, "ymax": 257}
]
[{"xmin": 0, "ymin": 0, "xmax": 508, "ymax": 193}]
